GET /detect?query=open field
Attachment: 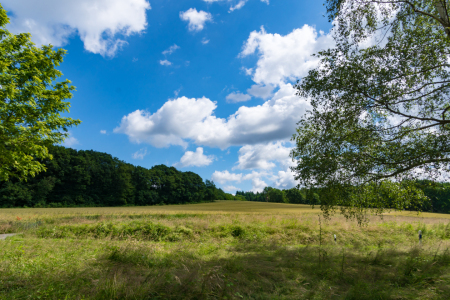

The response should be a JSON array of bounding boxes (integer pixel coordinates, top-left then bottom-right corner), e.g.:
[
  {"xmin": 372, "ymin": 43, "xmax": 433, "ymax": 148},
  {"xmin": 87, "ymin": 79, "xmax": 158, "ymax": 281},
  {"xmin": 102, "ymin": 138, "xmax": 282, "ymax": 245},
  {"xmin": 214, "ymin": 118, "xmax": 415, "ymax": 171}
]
[
  {"xmin": 0, "ymin": 201, "xmax": 320, "ymax": 220},
  {"xmin": 1, "ymin": 201, "xmax": 450, "ymax": 299}
]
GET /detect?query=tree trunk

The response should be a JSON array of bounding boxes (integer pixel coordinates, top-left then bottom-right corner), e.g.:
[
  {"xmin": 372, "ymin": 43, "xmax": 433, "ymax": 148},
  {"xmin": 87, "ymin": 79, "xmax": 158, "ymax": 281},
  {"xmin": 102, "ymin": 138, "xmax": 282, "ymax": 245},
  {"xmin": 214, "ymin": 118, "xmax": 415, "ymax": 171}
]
[{"xmin": 435, "ymin": 0, "xmax": 450, "ymax": 38}]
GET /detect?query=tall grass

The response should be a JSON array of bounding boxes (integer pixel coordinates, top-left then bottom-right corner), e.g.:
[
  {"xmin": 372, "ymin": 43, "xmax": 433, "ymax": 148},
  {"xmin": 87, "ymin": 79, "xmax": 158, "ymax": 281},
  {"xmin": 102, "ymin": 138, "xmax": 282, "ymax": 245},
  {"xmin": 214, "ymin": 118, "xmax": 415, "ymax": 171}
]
[{"xmin": 1, "ymin": 202, "xmax": 450, "ymax": 299}]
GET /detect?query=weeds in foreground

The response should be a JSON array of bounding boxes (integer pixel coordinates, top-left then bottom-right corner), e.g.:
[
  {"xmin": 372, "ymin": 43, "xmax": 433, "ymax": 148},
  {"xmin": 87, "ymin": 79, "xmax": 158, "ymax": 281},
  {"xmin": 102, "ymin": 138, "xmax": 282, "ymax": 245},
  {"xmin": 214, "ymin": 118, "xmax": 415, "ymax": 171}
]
[{"xmin": 0, "ymin": 205, "xmax": 450, "ymax": 299}]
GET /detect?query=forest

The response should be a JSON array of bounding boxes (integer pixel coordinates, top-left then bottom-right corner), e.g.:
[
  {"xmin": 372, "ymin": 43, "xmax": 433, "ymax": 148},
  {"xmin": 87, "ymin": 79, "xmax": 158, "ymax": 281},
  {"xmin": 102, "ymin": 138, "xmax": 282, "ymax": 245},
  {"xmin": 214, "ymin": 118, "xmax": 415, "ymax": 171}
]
[
  {"xmin": 2, "ymin": 145, "xmax": 449, "ymax": 213},
  {"xmin": 0, "ymin": 145, "xmax": 234, "ymax": 208},
  {"xmin": 236, "ymin": 182, "xmax": 450, "ymax": 214}
]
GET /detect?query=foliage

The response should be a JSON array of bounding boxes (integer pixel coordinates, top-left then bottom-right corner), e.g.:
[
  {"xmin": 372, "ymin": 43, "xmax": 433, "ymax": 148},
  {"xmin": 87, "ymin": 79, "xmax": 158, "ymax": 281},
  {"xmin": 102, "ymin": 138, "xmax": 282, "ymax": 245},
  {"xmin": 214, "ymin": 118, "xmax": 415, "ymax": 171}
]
[
  {"xmin": 284, "ymin": 187, "xmax": 305, "ymax": 204},
  {"xmin": 267, "ymin": 187, "xmax": 287, "ymax": 203},
  {"xmin": 415, "ymin": 180, "xmax": 450, "ymax": 213},
  {"xmin": 0, "ymin": 145, "xmax": 234, "ymax": 207},
  {"xmin": 237, "ymin": 183, "xmax": 450, "ymax": 214},
  {"xmin": 291, "ymin": 0, "xmax": 450, "ymax": 218},
  {"xmin": 0, "ymin": 4, "xmax": 80, "ymax": 181}
]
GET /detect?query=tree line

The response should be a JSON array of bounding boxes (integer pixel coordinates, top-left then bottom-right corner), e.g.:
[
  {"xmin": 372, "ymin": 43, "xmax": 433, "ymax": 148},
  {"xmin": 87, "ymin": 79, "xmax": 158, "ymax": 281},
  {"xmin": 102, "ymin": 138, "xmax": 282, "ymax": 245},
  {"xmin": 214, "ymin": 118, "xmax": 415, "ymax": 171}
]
[
  {"xmin": 1, "ymin": 145, "xmax": 449, "ymax": 213},
  {"xmin": 0, "ymin": 146, "xmax": 234, "ymax": 208},
  {"xmin": 236, "ymin": 183, "xmax": 450, "ymax": 214}
]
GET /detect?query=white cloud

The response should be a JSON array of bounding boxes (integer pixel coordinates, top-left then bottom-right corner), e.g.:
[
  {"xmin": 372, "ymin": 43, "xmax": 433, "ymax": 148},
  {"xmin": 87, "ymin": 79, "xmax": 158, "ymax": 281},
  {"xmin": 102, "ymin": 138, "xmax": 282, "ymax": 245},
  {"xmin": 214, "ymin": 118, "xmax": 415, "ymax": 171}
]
[
  {"xmin": 162, "ymin": 44, "xmax": 180, "ymax": 56},
  {"xmin": 273, "ymin": 169, "xmax": 297, "ymax": 190},
  {"xmin": 243, "ymin": 170, "xmax": 271, "ymax": 181},
  {"xmin": 159, "ymin": 59, "xmax": 172, "ymax": 66},
  {"xmin": 175, "ymin": 147, "xmax": 215, "ymax": 168},
  {"xmin": 251, "ymin": 178, "xmax": 267, "ymax": 193},
  {"xmin": 114, "ymin": 83, "xmax": 309, "ymax": 149},
  {"xmin": 63, "ymin": 135, "xmax": 79, "ymax": 147},
  {"xmin": 203, "ymin": 0, "xmax": 269, "ymax": 12},
  {"xmin": 201, "ymin": 37, "xmax": 210, "ymax": 44},
  {"xmin": 211, "ymin": 170, "xmax": 243, "ymax": 184},
  {"xmin": 179, "ymin": 8, "xmax": 212, "ymax": 32},
  {"xmin": 229, "ymin": 0, "xmax": 248, "ymax": 12},
  {"xmin": 240, "ymin": 25, "xmax": 334, "ymax": 85},
  {"xmin": 223, "ymin": 185, "xmax": 239, "ymax": 193},
  {"xmin": 132, "ymin": 148, "xmax": 148, "ymax": 160},
  {"xmin": 243, "ymin": 67, "xmax": 253, "ymax": 76},
  {"xmin": 212, "ymin": 166, "xmax": 296, "ymax": 192},
  {"xmin": 247, "ymin": 84, "xmax": 274, "ymax": 100},
  {"xmin": 226, "ymin": 92, "xmax": 251, "ymax": 103},
  {"xmin": 235, "ymin": 141, "xmax": 292, "ymax": 170},
  {"xmin": 3, "ymin": 0, "xmax": 151, "ymax": 57},
  {"xmin": 100, "ymin": 130, "xmax": 107, "ymax": 134}
]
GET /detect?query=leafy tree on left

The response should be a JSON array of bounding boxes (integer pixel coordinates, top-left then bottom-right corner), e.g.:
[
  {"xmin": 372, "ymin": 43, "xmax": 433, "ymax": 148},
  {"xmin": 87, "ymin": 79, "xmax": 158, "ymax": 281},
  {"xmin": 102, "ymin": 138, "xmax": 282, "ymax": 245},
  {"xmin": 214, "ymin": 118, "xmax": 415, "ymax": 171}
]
[{"xmin": 0, "ymin": 4, "xmax": 80, "ymax": 181}]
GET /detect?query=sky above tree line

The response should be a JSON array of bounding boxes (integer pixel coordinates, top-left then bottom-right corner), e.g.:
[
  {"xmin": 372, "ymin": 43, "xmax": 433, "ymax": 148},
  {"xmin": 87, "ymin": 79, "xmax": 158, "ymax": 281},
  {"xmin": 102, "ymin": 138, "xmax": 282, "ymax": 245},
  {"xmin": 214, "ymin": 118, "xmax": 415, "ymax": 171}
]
[{"xmin": 3, "ymin": 0, "xmax": 333, "ymax": 193}]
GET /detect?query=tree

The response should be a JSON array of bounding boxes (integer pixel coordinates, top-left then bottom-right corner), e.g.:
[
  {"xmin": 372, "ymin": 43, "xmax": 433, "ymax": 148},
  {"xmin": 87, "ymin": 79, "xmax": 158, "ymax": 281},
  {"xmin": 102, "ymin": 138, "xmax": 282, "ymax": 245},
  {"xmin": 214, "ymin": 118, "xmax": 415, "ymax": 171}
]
[
  {"xmin": 266, "ymin": 188, "xmax": 286, "ymax": 203},
  {"xmin": 290, "ymin": 0, "xmax": 449, "ymax": 219},
  {"xmin": 0, "ymin": 145, "xmax": 223, "ymax": 208},
  {"xmin": 284, "ymin": 188, "xmax": 305, "ymax": 204},
  {"xmin": 0, "ymin": 5, "xmax": 80, "ymax": 181}
]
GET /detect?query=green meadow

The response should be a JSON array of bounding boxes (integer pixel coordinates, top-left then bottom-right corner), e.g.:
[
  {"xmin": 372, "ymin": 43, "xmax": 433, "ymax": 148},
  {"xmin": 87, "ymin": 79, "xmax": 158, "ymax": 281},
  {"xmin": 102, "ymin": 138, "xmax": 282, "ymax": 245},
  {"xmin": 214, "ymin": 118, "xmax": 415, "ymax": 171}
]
[{"xmin": 1, "ymin": 201, "xmax": 450, "ymax": 299}]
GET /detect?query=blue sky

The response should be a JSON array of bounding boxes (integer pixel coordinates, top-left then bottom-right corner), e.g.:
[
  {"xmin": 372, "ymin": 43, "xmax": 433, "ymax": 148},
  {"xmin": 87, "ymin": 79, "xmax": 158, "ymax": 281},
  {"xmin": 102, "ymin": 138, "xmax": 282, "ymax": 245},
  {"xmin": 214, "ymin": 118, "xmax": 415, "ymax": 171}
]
[{"xmin": 3, "ymin": 0, "xmax": 334, "ymax": 193}]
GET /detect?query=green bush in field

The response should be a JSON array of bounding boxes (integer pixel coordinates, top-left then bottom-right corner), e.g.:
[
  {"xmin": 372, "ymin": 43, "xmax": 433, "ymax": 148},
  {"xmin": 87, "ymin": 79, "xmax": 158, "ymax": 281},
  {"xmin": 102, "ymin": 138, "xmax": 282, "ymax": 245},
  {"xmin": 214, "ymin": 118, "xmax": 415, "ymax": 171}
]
[{"xmin": 37, "ymin": 221, "xmax": 173, "ymax": 241}]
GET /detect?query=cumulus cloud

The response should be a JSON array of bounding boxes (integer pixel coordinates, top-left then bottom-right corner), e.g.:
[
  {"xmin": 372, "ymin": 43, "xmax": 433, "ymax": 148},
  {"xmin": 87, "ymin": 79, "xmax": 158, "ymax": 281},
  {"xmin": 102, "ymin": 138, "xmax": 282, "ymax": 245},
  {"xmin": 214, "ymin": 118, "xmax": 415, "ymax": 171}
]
[
  {"xmin": 3, "ymin": 0, "xmax": 151, "ymax": 57},
  {"xmin": 223, "ymin": 185, "xmax": 239, "ymax": 193},
  {"xmin": 201, "ymin": 37, "xmax": 210, "ymax": 44},
  {"xmin": 273, "ymin": 169, "xmax": 297, "ymax": 190},
  {"xmin": 226, "ymin": 92, "xmax": 251, "ymax": 103},
  {"xmin": 179, "ymin": 8, "xmax": 212, "ymax": 32},
  {"xmin": 159, "ymin": 59, "xmax": 172, "ymax": 66},
  {"xmin": 206, "ymin": 25, "xmax": 333, "ymax": 191},
  {"xmin": 132, "ymin": 148, "xmax": 148, "ymax": 160},
  {"xmin": 251, "ymin": 178, "xmax": 267, "ymax": 193},
  {"xmin": 114, "ymin": 83, "xmax": 309, "ymax": 149},
  {"xmin": 212, "ymin": 165, "xmax": 296, "ymax": 192},
  {"xmin": 162, "ymin": 44, "xmax": 180, "ymax": 56},
  {"xmin": 240, "ymin": 25, "xmax": 334, "ymax": 85},
  {"xmin": 234, "ymin": 141, "xmax": 292, "ymax": 170},
  {"xmin": 247, "ymin": 84, "xmax": 274, "ymax": 100},
  {"xmin": 175, "ymin": 147, "xmax": 215, "ymax": 168},
  {"xmin": 100, "ymin": 130, "xmax": 107, "ymax": 134},
  {"xmin": 63, "ymin": 134, "xmax": 79, "ymax": 148},
  {"xmin": 211, "ymin": 170, "xmax": 243, "ymax": 184}
]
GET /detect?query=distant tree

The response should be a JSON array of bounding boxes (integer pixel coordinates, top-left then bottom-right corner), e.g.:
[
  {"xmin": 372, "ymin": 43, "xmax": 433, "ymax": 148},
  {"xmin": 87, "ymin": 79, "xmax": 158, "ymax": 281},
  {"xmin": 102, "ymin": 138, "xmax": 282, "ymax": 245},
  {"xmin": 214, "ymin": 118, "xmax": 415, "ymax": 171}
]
[
  {"xmin": 267, "ymin": 188, "xmax": 286, "ymax": 203},
  {"xmin": 0, "ymin": 146, "xmax": 220, "ymax": 208},
  {"xmin": 204, "ymin": 180, "xmax": 217, "ymax": 201},
  {"xmin": 0, "ymin": 5, "xmax": 80, "ymax": 181},
  {"xmin": 284, "ymin": 188, "xmax": 305, "ymax": 204},
  {"xmin": 415, "ymin": 180, "xmax": 450, "ymax": 213},
  {"xmin": 234, "ymin": 194, "xmax": 247, "ymax": 201}
]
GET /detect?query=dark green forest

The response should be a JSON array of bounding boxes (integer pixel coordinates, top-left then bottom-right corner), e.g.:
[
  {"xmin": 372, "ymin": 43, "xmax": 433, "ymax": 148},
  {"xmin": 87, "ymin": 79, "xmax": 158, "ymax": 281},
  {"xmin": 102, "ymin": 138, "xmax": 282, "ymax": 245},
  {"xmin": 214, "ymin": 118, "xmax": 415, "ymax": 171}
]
[
  {"xmin": 1, "ymin": 145, "xmax": 450, "ymax": 213},
  {"xmin": 236, "ymin": 182, "xmax": 450, "ymax": 214},
  {"xmin": 0, "ymin": 146, "xmax": 234, "ymax": 208}
]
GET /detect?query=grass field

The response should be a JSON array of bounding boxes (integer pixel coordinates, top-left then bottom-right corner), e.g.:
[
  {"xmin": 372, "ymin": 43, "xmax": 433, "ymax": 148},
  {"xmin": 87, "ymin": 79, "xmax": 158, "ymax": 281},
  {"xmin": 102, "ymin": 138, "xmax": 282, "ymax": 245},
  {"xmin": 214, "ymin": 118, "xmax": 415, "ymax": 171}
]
[{"xmin": 1, "ymin": 201, "xmax": 450, "ymax": 299}]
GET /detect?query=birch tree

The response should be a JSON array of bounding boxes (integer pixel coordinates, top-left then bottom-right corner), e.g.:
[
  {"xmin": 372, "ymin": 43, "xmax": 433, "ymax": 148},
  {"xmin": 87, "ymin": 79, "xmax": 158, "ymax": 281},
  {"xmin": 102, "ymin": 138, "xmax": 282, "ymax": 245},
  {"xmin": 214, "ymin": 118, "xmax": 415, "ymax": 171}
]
[{"xmin": 292, "ymin": 0, "xmax": 450, "ymax": 220}]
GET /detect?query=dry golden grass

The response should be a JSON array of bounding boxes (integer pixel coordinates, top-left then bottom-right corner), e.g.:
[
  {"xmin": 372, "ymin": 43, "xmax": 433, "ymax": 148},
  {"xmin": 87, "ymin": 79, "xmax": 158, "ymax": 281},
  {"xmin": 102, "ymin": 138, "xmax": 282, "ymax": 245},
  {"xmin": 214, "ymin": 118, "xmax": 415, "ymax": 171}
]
[
  {"xmin": 1, "ymin": 201, "xmax": 450, "ymax": 299},
  {"xmin": 1, "ymin": 200, "xmax": 449, "ymax": 222}
]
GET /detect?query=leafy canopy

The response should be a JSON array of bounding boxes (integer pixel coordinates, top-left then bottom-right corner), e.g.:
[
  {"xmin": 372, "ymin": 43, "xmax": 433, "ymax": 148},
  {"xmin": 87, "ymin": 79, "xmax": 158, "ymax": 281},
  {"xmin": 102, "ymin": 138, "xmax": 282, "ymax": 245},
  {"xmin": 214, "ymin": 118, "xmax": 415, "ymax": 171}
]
[
  {"xmin": 0, "ymin": 4, "xmax": 80, "ymax": 181},
  {"xmin": 291, "ymin": 0, "xmax": 450, "ymax": 219}
]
